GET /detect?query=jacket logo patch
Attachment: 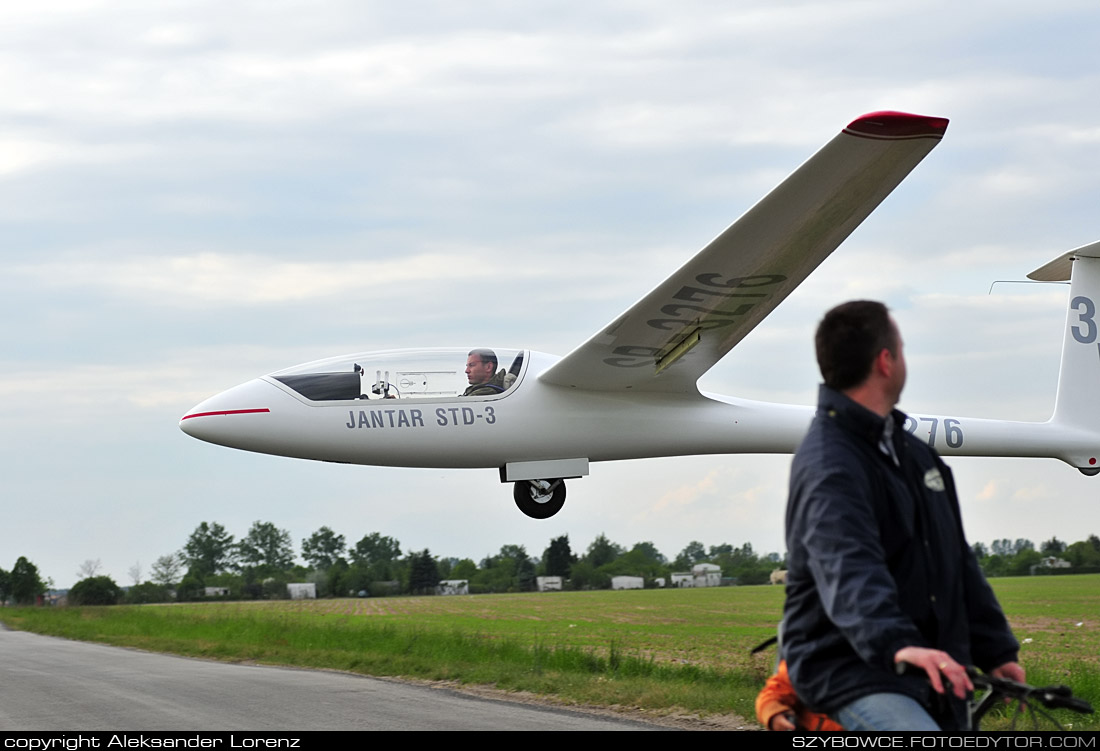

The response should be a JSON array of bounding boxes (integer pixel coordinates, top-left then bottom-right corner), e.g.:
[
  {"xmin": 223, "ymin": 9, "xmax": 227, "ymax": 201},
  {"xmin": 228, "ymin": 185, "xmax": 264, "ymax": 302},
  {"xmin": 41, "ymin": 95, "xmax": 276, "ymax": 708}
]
[{"xmin": 924, "ymin": 468, "xmax": 945, "ymax": 492}]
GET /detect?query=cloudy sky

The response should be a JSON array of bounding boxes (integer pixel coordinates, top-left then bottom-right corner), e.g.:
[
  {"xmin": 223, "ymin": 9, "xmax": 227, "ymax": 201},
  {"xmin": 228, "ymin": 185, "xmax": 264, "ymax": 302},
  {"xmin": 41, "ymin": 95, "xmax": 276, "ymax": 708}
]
[{"xmin": 4, "ymin": 1, "xmax": 1099, "ymax": 588}]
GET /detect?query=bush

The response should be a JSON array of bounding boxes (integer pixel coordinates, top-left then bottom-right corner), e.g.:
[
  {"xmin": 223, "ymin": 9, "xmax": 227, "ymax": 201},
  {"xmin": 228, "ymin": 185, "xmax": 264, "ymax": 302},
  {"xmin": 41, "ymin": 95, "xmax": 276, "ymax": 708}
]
[
  {"xmin": 68, "ymin": 576, "xmax": 122, "ymax": 606},
  {"xmin": 125, "ymin": 581, "xmax": 173, "ymax": 604}
]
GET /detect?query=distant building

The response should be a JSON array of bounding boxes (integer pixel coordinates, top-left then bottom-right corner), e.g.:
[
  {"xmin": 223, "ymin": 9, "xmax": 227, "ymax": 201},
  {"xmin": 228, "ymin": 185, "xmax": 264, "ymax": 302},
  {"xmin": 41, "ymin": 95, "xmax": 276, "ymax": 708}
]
[
  {"xmin": 287, "ymin": 583, "xmax": 317, "ymax": 600},
  {"xmin": 203, "ymin": 587, "xmax": 230, "ymax": 597},
  {"xmin": 770, "ymin": 569, "xmax": 788, "ymax": 585},
  {"xmin": 1039, "ymin": 557, "xmax": 1071, "ymax": 569},
  {"xmin": 536, "ymin": 576, "xmax": 562, "ymax": 592},
  {"xmin": 670, "ymin": 572, "xmax": 693, "ymax": 588},
  {"xmin": 611, "ymin": 576, "xmax": 644, "ymax": 590},
  {"xmin": 692, "ymin": 563, "xmax": 722, "ymax": 588},
  {"xmin": 436, "ymin": 580, "xmax": 469, "ymax": 596}
]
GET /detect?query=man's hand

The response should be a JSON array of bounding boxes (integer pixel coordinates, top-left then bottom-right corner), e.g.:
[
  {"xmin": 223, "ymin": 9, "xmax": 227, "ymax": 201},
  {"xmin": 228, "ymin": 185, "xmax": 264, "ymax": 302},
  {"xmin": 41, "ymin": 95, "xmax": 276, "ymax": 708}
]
[
  {"xmin": 990, "ymin": 661, "xmax": 1027, "ymax": 707},
  {"xmin": 769, "ymin": 711, "xmax": 797, "ymax": 731},
  {"xmin": 895, "ymin": 646, "xmax": 973, "ymax": 700},
  {"xmin": 990, "ymin": 661, "xmax": 1025, "ymax": 683}
]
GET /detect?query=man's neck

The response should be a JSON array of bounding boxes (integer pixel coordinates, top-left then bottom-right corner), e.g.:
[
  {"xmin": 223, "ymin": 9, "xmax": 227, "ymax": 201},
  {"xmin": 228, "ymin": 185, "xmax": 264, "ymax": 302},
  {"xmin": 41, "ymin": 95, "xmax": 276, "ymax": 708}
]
[{"xmin": 841, "ymin": 382, "xmax": 894, "ymax": 419}]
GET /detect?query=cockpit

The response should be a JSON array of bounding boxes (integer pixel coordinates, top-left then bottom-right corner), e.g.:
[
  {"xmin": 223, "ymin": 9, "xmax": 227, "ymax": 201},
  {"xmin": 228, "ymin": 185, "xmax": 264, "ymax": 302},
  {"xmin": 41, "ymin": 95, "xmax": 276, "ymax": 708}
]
[{"xmin": 267, "ymin": 348, "xmax": 526, "ymax": 402}]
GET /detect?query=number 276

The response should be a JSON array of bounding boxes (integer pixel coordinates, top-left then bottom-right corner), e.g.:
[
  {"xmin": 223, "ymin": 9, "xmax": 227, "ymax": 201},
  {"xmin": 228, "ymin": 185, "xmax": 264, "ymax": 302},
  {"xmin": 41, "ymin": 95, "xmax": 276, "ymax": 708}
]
[{"xmin": 903, "ymin": 416, "xmax": 964, "ymax": 448}]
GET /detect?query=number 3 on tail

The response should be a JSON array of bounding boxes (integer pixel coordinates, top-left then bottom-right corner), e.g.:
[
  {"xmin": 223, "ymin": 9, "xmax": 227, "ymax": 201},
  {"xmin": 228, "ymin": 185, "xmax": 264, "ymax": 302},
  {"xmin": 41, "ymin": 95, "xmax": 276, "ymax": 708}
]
[{"xmin": 1071, "ymin": 296, "xmax": 1097, "ymax": 344}]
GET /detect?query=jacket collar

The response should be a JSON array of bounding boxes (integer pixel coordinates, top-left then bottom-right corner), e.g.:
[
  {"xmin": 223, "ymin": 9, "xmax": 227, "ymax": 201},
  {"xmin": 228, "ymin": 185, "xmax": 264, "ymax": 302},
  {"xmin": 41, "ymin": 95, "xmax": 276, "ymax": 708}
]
[{"xmin": 817, "ymin": 384, "xmax": 908, "ymax": 450}]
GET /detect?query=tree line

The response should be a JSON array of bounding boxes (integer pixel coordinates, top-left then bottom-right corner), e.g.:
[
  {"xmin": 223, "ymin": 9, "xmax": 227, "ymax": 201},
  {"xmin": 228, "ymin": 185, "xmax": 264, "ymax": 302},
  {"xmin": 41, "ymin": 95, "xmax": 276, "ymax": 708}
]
[
  {"xmin": 48, "ymin": 523, "xmax": 790, "ymax": 604},
  {"xmin": 972, "ymin": 535, "xmax": 1100, "ymax": 577},
  {"xmin": 8, "ymin": 529, "xmax": 1099, "ymax": 606}
]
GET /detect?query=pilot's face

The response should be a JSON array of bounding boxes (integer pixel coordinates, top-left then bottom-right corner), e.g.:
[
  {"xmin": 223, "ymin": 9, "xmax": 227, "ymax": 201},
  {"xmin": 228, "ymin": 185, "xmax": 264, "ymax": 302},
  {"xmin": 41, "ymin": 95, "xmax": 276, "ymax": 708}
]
[{"xmin": 466, "ymin": 356, "xmax": 494, "ymax": 385}]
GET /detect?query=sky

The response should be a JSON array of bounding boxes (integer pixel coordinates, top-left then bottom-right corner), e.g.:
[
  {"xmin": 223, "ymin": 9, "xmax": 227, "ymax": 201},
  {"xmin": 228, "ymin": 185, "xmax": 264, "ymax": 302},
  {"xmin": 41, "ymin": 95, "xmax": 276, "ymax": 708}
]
[{"xmin": 3, "ymin": 1, "xmax": 1099, "ymax": 589}]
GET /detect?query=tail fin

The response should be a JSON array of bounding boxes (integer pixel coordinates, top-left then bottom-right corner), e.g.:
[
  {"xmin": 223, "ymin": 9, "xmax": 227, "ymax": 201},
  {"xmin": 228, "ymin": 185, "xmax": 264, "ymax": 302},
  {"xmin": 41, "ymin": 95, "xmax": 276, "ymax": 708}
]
[{"xmin": 1030, "ymin": 241, "xmax": 1100, "ymax": 475}]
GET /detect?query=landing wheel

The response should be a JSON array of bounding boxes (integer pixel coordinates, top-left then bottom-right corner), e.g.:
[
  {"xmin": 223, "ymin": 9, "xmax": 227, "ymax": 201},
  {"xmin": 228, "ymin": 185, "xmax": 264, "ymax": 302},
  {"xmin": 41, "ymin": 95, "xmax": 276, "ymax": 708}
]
[{"xmin": 513, "ymin": 479, "xmax": 566, "ymax": 519}]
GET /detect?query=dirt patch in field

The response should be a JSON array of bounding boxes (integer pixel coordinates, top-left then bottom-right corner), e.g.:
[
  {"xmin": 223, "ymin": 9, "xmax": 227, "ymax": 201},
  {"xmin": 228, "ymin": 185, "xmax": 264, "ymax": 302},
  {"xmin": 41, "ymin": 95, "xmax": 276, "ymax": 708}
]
[{"xmin": 1010, "ymin": 616, "xmax": 1092, "ymax": 633}]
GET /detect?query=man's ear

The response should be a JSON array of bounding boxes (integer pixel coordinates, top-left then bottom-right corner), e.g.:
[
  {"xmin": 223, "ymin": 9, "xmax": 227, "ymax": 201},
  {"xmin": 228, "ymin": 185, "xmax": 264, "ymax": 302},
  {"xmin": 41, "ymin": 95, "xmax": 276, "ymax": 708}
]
[{"xmin": 874, "ymin": 347, "xmax": 894, "ymax": 378}]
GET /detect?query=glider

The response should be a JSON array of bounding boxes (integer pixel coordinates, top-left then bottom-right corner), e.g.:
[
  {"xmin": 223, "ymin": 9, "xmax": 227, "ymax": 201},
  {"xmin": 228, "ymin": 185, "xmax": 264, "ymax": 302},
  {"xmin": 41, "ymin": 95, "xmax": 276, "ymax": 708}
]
[{"xmin": 180, "ymin": 111, "xmax": 1100, "ymax": 518}]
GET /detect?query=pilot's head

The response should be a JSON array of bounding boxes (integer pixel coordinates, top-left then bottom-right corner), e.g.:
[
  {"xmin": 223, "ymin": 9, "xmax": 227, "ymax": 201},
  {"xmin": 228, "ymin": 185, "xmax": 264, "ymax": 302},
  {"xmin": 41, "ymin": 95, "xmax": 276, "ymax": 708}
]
[{"xmin": 466, "ymin": 348, "xmax": 498, "ymax": 385}]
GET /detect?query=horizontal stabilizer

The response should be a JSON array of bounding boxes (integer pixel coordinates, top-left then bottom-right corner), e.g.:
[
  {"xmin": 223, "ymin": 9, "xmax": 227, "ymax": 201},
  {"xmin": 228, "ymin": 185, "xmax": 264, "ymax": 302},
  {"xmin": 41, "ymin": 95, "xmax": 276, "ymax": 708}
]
[{"xmin": 1027, "ymin": 240, "xmax": 1100, "ymax": 282}]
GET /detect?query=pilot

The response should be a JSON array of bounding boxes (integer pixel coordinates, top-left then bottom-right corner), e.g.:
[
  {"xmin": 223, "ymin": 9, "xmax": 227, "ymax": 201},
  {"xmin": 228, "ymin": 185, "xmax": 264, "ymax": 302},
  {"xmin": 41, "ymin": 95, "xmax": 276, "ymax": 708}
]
[{"xmin": 463, "ymin": 349, "xmax": 507, "ymax": 397}]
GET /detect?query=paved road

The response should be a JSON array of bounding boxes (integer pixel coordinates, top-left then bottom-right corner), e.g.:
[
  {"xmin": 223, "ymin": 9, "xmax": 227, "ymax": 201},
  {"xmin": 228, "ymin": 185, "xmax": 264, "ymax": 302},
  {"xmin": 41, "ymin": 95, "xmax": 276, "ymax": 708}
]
[{"xmin": 0, "ymin": 628, "xmax": 661, "ymax": 731}]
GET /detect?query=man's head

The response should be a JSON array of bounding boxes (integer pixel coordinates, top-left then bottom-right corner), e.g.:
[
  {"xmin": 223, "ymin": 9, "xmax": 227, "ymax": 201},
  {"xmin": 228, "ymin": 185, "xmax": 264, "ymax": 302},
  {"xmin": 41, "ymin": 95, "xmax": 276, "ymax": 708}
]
[
  {"xmin": 815, "ymin": 300, "xmax": 905, "ymax": 409},
  {"xmin": 465, "ymin": 348, "xmax": 498, "ymax": 385}
]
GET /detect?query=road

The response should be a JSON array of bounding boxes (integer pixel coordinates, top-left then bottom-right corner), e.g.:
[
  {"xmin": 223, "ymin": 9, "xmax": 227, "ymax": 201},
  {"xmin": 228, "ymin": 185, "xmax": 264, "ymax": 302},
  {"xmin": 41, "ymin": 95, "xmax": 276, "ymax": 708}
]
[{"xmin": 0, "ymin": 628, "xmax": 663, "ymax": 731}]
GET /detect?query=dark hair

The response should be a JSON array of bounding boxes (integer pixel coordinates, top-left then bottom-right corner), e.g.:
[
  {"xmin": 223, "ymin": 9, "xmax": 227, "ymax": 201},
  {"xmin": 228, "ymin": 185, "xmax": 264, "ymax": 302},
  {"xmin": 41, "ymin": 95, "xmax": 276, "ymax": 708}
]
[
  {"xmin": 815, "ymin": 301, "xmax": 897, "ymax": 391},
  {"xmin": 468, "ymin": 348, "xmax": 498, "ymax": 370}
]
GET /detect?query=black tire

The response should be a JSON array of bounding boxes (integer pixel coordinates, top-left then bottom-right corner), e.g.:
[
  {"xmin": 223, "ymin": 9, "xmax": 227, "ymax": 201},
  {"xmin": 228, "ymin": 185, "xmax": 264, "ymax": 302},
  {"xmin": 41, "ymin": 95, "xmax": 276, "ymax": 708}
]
[{"xmin": 513, "ymin": 479, "xmax": 566, "ymax": 519}]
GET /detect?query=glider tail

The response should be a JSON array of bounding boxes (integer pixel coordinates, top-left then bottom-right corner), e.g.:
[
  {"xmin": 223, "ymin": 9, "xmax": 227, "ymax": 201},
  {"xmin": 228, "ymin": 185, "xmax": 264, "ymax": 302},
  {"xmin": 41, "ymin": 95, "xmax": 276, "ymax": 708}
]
[{"xmin": 1029, "ymin": 241, "xmax": 1100, "ymax": 474}]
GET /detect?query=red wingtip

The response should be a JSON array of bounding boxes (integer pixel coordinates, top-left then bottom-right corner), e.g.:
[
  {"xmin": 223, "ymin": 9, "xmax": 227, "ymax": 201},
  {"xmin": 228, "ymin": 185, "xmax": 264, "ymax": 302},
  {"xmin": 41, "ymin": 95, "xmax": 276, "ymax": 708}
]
[{"xmin": 845, "ymin": 111, "xmax": 949, "ymax": 139}]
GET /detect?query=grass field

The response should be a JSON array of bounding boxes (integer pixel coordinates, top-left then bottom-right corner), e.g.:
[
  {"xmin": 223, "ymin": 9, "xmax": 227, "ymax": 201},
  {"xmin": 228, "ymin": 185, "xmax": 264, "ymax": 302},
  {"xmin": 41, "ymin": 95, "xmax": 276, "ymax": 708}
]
[{"xmin": 1, "ymin": 575, "xmax": 1097, "ymax": 729}]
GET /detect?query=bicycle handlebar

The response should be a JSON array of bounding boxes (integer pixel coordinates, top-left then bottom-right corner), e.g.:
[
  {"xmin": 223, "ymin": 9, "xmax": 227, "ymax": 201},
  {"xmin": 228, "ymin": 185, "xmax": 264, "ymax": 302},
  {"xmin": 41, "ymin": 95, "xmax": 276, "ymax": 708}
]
[{"xmin": 966, "ymin": 667, "xmax": 1094, "ymax": 715}]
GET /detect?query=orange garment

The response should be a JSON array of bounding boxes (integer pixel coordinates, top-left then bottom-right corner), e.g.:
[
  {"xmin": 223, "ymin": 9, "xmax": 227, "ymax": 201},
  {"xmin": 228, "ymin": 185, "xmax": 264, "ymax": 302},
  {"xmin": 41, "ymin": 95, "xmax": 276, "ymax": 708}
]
[{"xmin": 756, "ymin": 660, "xmax": 844, "ymax": 731}]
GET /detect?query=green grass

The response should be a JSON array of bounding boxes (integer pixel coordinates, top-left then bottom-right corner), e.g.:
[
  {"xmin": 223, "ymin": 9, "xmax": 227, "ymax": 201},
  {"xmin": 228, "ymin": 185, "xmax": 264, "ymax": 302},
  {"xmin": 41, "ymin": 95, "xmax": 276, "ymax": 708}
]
[{"xmin": 1, "ymin": 576, "xmax": 1097, "ymax": 728}]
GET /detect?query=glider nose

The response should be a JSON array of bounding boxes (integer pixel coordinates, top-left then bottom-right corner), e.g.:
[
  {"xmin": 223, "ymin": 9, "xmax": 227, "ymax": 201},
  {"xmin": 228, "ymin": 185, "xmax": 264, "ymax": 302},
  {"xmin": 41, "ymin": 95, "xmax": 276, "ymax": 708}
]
[{"xmin": 179, "ymin": 378, "xmax": 278, "ymax": 449}]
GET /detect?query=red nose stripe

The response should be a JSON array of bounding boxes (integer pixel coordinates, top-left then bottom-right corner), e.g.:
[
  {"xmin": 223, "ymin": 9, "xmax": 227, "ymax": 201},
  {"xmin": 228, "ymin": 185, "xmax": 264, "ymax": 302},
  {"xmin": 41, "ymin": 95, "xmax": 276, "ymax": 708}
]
[{"xmin": 181, "ymin": 408, "xmax": 271, "ymax": 420}]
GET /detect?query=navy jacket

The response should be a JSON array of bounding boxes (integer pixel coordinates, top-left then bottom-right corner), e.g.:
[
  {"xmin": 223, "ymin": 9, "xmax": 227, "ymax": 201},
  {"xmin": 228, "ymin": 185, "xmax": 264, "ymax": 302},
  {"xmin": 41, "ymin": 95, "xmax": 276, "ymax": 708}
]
[{"xmin": 783, "ymin": 386, "xmax": 1018, "ymax": 729}]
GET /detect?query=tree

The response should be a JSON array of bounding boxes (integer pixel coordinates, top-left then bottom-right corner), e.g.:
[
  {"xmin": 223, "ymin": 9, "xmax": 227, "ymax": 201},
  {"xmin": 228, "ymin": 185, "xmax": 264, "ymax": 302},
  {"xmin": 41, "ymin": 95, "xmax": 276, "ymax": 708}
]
[
  {"xmin": 126, "ymin": 581, "xmax": 172, "ymax": 604},
  {"xmin": 451, "ymin": 559, "xmax": 478, "ymax": 580},
  {"xmin": 674, "ymin": 540, "xmax": 707, "ymax": 569},
  {"xmin": 407, "ymin": 549, "xmax": 439, "ymax": 594},
  {"xmin": 971, "ymin": 542, "xmax": 988, "ymax": 559},
  {"xmin": 237, "ymin": 521, "xmax": 295, "ymax": 576},
  {"xmin": 1008, "ymin": 548, "xmax": 1042, "ymax": 577},
  {"xmin": 1040, "ymin": 537, "xmax": 1065, "ymax": 555},
  {"xmin": 630, "ymin": 541, "xmax": 666, "ymax": 565},
  {"xmin": 77, "ymin": 559, "xmax": 102, "ymax": 579},
  {"xmin": 0, "ymin": 566, "xmax": 9, "ymax": 604},
  {"xmin": 543, "ymin": 535, "xmax": 575, "ymax": 578},
  {"xmin": 566, "ymin": 560, "xmax": 609, "ymax": 590},
  {"xmin": 605, "ymin": 542, "xmax": 666, "ymax": 581},
  {"xmin": 351, "ymin": 533, "xmax": 401, "ymax": 566},
  {"xmin": 585, "ymin": 534, "xmax": 623, "ymax": 568},
  {"xmin": 69, "ymin": 576, "xmax": 122, "ymax": 606},
  {"xmin": 184, "ymin": 522, "xmax": 236, "ymax": 578},
  {"xmin": 350, "ymin": 532, "xmax": 402, "ymax": 584},
  {"xmin": 10, "ymin": 557, "xmax": 46, "ymax": 605},
  {"xmin": 176, "ymin": 572, "xmax": 204, "ymax": 601},
  {"xmin": 497, "ymin": 544, "xmax": 536, "ymax": 591},
  {"xmin": 322, "ymin": 558, "xmax": 350, "ymax": 597},
  {"xmin": 150, "ymin": 553, "xmax": 185, "ymax": 588},
  {"xmin": 128, "ymin": 562, "xmax": 143, "ymax": 586},
  {"xmin": 301, "ymin": 526, "xmax": 346, "ymax": 570},
  {"xmin": 1064, "ymin": 540, "xmax": 1100, "ymax": 569}
]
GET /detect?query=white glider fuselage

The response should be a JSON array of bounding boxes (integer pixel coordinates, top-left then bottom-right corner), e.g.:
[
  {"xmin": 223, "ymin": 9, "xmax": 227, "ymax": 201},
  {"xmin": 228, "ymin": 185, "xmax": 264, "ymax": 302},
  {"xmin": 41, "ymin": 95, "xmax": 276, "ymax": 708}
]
[
  {"xmin": 180, "ymin": 350, "xmax": 814, "ymax": 470},
  {"xmin": 179, "ymin": 346, "xmax": 1100, "ymax": 474}
]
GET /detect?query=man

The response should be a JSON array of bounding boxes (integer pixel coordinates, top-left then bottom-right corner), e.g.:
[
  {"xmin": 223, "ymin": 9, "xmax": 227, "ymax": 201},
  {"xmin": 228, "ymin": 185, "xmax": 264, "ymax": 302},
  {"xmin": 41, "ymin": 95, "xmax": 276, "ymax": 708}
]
[
  {"xmin": 783, "ymin": 300, "xmax": 1023, "ymax": 731},
  {"xmin": 462, "ymin": 348, "xmax": 507, "ymax": 397}
]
